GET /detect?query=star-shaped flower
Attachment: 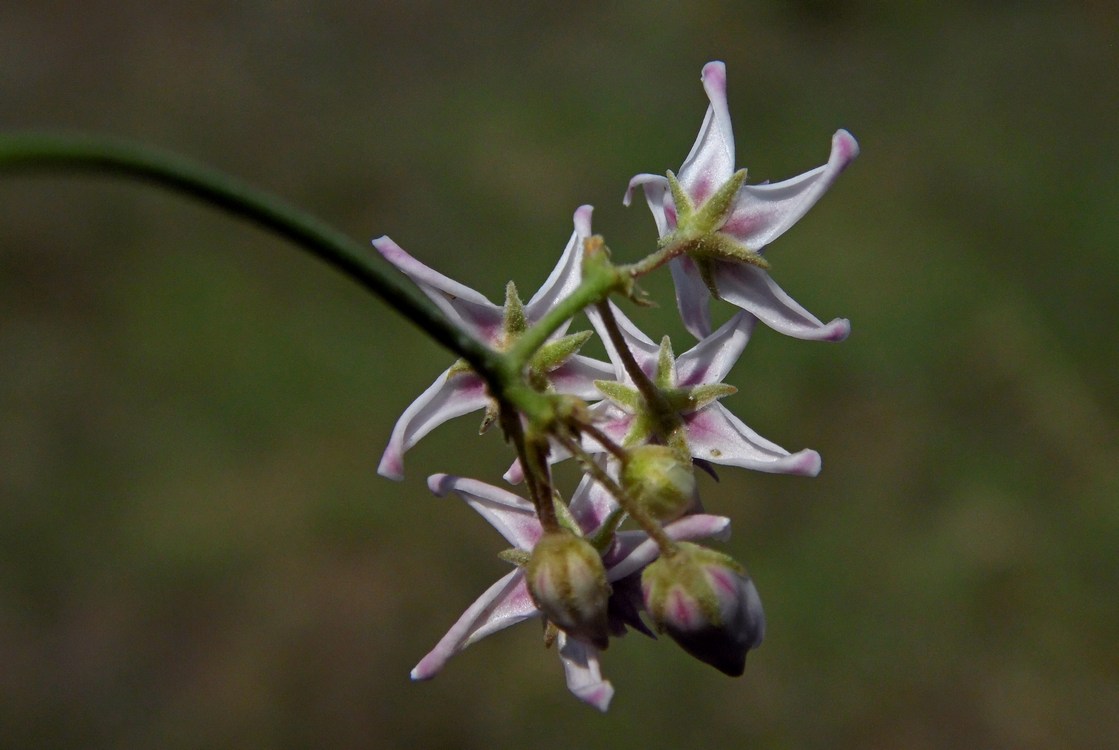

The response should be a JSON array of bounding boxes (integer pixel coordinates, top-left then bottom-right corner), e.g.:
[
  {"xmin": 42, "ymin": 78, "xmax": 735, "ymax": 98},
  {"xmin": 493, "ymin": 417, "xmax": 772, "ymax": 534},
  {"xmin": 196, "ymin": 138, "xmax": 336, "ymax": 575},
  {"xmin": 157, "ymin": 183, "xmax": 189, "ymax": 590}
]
[
  {"xmin": 375, "ymin": 206, "xmax": 614, "ymax": 480},
  {"xmin": 584, "ymin": 301, "xmax": 822, "ymax": 476},
  {"xmin": 625, "ymin": 61, "xmax": 858, "ymax": 342},
  {"xmin": 411, "ymin": 472, "xmax": 732, "ymax": 711}
]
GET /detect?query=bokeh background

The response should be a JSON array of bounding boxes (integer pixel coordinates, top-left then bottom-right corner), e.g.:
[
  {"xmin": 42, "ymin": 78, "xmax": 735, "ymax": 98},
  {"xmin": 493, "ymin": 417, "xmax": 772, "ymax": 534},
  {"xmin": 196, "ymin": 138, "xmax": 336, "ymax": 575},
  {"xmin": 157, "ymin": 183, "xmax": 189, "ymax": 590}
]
[{"xmin": 2, "ymin": 2, "xmax": 1117, "ymax": 748}]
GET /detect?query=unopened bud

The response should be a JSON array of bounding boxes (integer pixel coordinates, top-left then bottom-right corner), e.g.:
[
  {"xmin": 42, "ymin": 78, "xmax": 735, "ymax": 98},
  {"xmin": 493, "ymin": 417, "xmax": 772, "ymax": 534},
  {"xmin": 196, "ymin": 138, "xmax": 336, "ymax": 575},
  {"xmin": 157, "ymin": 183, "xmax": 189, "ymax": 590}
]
[
  {"xmin": 525, "ymin": 530, "xmax": 612, "ymax": 650},
  {"xmin": 641, "ymin": 542, "xmax": 764, "ymax": 676},
  {"xmin": 621, "ymin": 444, "xmax": 697, "ymax": 522}
]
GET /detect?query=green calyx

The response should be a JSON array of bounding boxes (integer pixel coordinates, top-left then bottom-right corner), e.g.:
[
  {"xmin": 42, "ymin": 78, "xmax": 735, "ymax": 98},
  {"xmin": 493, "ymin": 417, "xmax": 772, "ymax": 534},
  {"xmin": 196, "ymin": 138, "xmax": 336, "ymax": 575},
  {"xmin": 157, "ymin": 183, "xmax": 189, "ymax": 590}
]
[
  {"xmin": 642, "ymin": 542, "xmax": 745, "ymax": 628},
  {"xmin": 663, "ymin": 170, "xmax": 768, "ymax": 300},
  {"xmin": 593, "ymin": 336, "xmax": 736, "ymax": 450},
  {"xmin": 621, "ymin": 444, "xmax": 697, "ymax": 522}
]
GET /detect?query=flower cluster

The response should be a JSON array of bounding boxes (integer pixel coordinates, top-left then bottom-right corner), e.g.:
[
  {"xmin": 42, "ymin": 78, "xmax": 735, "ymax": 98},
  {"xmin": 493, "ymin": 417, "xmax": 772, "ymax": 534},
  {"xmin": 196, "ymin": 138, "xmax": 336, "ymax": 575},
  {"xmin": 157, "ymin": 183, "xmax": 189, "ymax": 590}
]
[{"xmin": 375, "ymin": 61, "xmax": 857, "ymax": 711}]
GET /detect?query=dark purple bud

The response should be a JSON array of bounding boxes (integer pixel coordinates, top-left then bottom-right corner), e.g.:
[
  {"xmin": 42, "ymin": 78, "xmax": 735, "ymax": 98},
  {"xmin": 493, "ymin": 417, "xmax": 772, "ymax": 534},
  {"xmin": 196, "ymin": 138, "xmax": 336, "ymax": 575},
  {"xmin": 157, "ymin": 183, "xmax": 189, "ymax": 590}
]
[{"xmin": 641, "ymin": 542, "xmax": 764, "ymax": 676}]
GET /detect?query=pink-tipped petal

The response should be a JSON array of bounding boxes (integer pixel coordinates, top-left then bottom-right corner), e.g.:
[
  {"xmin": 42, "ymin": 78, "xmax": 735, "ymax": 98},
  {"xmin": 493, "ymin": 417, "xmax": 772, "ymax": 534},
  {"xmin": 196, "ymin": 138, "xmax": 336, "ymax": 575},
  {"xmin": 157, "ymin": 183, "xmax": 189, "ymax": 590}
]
[
  {"xmin": 546, "ymin": 355, "xmax": 617, "ymax": 400},
  {"xmin": 525, "ymin": 205, "xmax": 594, "ymax": 321},
  {"xmin": 568, "ymin": 467, "xmax": 622, "ymax": 535},
  {"xmin": 585, "ymin": 301, "xmax": 660, "ymax": 383},
  {"xmin": 607, "ymin": 513, "xmax": 733, "ymax": 581},
  {"xmin": 427, "ymin": 474, "xmax": 543, "ymax": 549},
  {"xmin": 669, "ymin": 255, "xmax": 715, "ymax": 340},
  {"xmin": 676, "ymin": 312, "xmax": 755, "ymax": 386},
  {"xmin": 623, "ymin": 173, "xmax": 672, "ymax": 236},
  {"xmin": 377, "ymin": 371, "xmax": 490, "ymax": 480},
  {"xmin": 678, "ymin": 61, "xmax": 735, "ymax": 204},
  {"xmin": 410, "ymin": 570, "xmax": 539, "ymax": 681},
  {"xmin": 557, "ymin": 635, "xmax": 614, "ymax": 712},
  {"xmin": 723, "ymin": 128, "xmax": 859, "ymax": 251},
  {"xmin": 685, "ymin": 403, "xmax": 823, "ymax": 476},
  {"xmin": 712, "ymin": 261, "xmax": 851, "ymax": 342},
  {"xmin": 372, "ymin": 236, "xmax": 504, "ymax": 340}
]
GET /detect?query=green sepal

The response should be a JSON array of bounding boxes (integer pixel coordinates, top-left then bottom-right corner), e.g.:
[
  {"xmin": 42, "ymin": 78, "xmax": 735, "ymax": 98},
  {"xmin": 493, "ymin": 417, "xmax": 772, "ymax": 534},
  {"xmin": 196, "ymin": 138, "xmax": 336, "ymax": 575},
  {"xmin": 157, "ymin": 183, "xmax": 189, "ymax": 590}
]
[
  {"xmin": 586, "ymin": 508, "xmax": 626, "ymax": 553},
  {"xmin": 686, "ymin": 383, "xmax": 737, "ymax": 411},
  {"xmin": 666, "ymin": 170, "xmax": 695, "ymax": 224},
  {"xmin": 594, "ymin": 379, "xmax": 643, "ymax": 411},
  {"xmin": 502, "ymin": 280, "xmax": 527, "ymax": 339},
  {"xmin": 530, "ymin": 329, "xmax": 593, "ymax": 374},
  {"xmin": 695, "ymin": 231, "xmax": 769, "ymax": 269},
  {"xmin": 655, "ymin": 336, "xmax": 676, "ymax": 389},
  {"xmin": 445, "ymin": 357, "xmax": 474, "ymax": 379},
  {"xmin": 692, "ymin": 169, "xmax": 747, "ymax": 234},
  {"xmin": 499, "ymin": 548, "xmax": 531, "ymax": 567},
  {"xmin": 477, "ymin": 400, "xmax": 500, "ymax": 434}
]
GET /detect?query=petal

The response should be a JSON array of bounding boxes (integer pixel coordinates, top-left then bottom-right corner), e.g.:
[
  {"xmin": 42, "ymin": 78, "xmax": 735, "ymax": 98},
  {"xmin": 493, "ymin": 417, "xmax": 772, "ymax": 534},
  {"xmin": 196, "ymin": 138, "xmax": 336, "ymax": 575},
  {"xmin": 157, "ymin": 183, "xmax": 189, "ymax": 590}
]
[
  {"xmin": 410, "ymin": 569, "xmax": 539, "ymax": 681},
  {"xmin": 557, "ymin": 634, "xmax": 614, "ymax": 712},
  {"xmin": 503, "ymin": 401, "xmax": 629, "ymax": 485},
  {"xmin": 721, "ymin": 129, "xmax": 859, "ymax": 251},
  {"xmin": 427, "ymin": 474, "xmax": 543, "ymax": 549},
  {"xmin": 525, "ymin": 205, "xmax": 594, "ymax": 325},
  {"xmin": 546, "ymin": 354, "xmax": 616, "ymax": 400},
  {"xmin": 623, "ymin": 173, "xmax": 672, "ymax": 237},
  {"xmin": 675, "ymin": 311, "xmax": 755, "ymax": 387},
  {"xmin": 585, "ymin": 301, "xmax": 660, "ymax": 383},
  {"xmin": 684, "ymin": 403, "xmax": 822, "ymax": 476},
  {"xmin": 567, "ymin": 466, "xmax": 621, "ymax": 535},
  {"xmin": 378, "ymin": 370, "xmax": 490, "ymax": 480},
  {"xmin": 678, "ymin": 61, "xmax": 736, "ymax": 206},
  {"xmin": 606, "ymin": 513, "xmax": 733, "ymax": 581},
  {"xmin": 710, "ymin": 261, "xmax": 851, "ymax": 342},
  {"xmin": 669, "ymin": 255, "xmax": 714, "ymax": 340},
  {"xmin": 372, "ymin": 236, "xmax": 504, "ymax": 341}
]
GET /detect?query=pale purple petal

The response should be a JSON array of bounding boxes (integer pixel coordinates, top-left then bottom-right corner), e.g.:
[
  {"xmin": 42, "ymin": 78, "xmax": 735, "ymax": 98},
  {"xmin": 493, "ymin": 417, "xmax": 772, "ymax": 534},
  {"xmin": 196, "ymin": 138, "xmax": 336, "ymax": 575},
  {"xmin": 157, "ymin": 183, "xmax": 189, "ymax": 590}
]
[
  {"xmin": 546, "ymin": 354, "xmax": 616, "ymax": 400},
  {"xmin": 584, "ymin": 401, "xmax": 635, "ymax": 449},
  {"xmin": 427, "ymin": 474, "xmax": 544, "ymax": 549},
  {"xmin": 567, "ymin": 467, "xmax": 621, "ymax": 535},
  {"xmin": 669, "ymin": 255, "xmax": 714, "ymax": 340},
  {"xmin": 675, "ymin": 311, "xmax": 755, "ymax": 387},
  {"xmin": 606, "ymin": 514, "xmax": 733, "ymax": 581},
  {"xmin": 557, "ymin": 634, "xmax": 614, "ymax": 712},
  {"xmin": 712, "ymin": 261, "xmax": 851, "ymax": 342},
  {"xmin": 525, "ymin": 205, "xmax": 593, "ymax": 324},
  {"xmin": 678, "ymin": 61, "xmax": 735, "ymax": 205},
  {"xmin": 502, "ymin": 458, "xmax": 527, "ymax": 485},
  {"xmin": 410, "ymin": 569, "xmax": 539, "ymax": 681},
  {"xmin": 372, "ymin": 236, "xmax": 504, "ymax": 341},
  {"xmin": 722, "ymin": 129, "xmax": 859, "ymax": 251},
  {"xmin": 585, "ymin": 301, "xmax": 660, "ymax": 383},
  {"xmin": 684, "ymin": 403, "xmax": 822, "ymax": 476},
  {"xmin": 623, "ymin": 173, "xmax": 672, "ymax": 236},
  {"xmin": 378, "ymin": 370, "xmax": 490, "ymax": 480}
]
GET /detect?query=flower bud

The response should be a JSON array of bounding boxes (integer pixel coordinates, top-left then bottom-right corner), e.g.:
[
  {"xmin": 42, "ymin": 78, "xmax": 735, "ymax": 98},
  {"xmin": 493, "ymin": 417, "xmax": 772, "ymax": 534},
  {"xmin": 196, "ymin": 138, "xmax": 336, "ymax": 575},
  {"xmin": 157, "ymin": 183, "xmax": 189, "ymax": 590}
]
[
  {"xmin": 621, "ymin": 444, "xmax": 697, "ymax": 522},
  {"xmin": 525, "ymin": 530, "xmax": 612, "ymax": 650},
  {"xmin": 641, "ymin": 542, "xmax": 764, "ymax": 676}
]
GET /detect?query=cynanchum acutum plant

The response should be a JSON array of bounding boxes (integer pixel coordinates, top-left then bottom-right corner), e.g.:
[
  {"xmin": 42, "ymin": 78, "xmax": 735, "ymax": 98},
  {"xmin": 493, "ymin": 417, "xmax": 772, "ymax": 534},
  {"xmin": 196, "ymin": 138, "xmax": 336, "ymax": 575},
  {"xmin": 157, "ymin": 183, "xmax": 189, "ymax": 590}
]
[
  {"xmin": 0, "ymin": 60, "xmax": 857, "ymax": 712},
  {"xmin": 381, "ymin": 61, "xmax": 857, "ymax": 710}
]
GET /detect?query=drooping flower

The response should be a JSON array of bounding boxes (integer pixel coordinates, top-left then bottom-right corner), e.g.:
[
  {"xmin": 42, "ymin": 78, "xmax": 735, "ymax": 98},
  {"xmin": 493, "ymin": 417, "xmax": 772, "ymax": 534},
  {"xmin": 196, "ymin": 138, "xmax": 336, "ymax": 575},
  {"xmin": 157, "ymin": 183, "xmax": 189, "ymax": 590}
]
[
  {"xmin": 411, "ymin": 472, "xmax": 732, "ymax": 711},
  {"xmin": 641, "ymin": 541, "xmax": 765, "ymax": 676},
  {"xmin": 374, "ymin": 206, "xmax": 613, "ymax": 480},
  {"xmin": 582, "ymin": 301, "xmax": 822, "ymax": 477},
  {"xmin": 625, "ymin": 61, "xmax": 858, "ymax": 342}
]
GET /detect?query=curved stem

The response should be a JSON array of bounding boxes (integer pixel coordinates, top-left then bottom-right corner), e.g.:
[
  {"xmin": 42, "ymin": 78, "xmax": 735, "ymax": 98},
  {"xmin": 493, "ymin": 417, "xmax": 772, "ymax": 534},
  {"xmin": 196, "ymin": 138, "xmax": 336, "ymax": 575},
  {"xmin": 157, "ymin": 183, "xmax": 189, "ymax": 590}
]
[
  {"xmin": 0, "ymin": 132, "xmax": 507, "ymax": 388},
  {"xmin": 593, "ymin": 301, "xmax": 680, "ymax": 441}
]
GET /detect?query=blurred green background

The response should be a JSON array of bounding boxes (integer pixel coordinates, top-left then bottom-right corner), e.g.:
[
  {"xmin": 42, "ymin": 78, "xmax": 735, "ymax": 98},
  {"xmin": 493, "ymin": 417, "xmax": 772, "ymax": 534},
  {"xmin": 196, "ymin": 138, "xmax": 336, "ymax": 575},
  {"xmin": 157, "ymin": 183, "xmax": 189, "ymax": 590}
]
[{"xmin": 2, "ymin": 1, "xmax": 1117, "ymax": 748}]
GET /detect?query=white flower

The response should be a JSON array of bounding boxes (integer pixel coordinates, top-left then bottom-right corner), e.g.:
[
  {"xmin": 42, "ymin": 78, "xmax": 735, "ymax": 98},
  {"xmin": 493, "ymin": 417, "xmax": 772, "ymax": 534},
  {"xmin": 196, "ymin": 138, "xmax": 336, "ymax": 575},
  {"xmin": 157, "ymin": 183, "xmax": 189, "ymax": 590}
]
[
  {"xmin": 626, "ymin": 61, "xmax": 858, "ymax": 342},
  {"xmin": 374, "ymin": 206, "xmax": 612, "ymax": 479}
]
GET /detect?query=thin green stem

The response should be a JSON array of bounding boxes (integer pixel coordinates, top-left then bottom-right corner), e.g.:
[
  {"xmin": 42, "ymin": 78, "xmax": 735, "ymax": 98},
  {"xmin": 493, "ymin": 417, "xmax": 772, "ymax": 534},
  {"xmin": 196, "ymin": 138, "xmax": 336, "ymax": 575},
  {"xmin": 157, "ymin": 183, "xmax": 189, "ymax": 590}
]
[
  {"xmin": 504, "ymin": 263, "xmax": 622, "ymax": 374},
  {"xmin": 593, "ymin": 301, "xmax": 679, "ymax": 441},
  {"xmin": 0, "ymin": 132, "xmax": 508, "ymax": 389},
  {"xmin": 557, "ymin": 433, "xmax": 676, "ymax": 555},
  {"xmin": 620, "ymin": 232, "xmax": 693, "ymax": 278}
]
